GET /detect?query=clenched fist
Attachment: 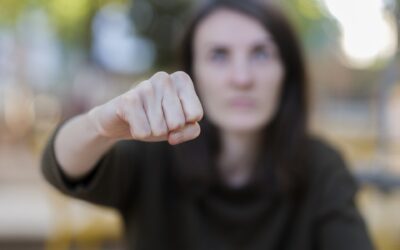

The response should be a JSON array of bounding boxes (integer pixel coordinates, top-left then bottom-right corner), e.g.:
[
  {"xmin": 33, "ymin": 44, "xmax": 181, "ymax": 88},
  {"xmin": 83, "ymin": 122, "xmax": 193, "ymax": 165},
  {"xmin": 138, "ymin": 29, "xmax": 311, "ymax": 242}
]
[{"xmin": 88, "ymin": 71, "xmax": 204, "ymax": 145}]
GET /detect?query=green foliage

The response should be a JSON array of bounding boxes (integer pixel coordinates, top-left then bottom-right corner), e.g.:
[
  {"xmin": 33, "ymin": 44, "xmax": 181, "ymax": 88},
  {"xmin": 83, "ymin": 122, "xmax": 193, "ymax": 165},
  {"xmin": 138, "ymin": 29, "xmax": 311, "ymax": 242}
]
[
  {"xmin": 130, "ymin": 0, "xmax": 191, "ymax": 68},
  {"xmin": 0, "ymin": 0, "xmax": 129, "ymax": 46},
  {"xmin": 281, "ymin": 0, "xmax": 339, "ymax": 53},
  {"xmin": 0, "ymin": 0, "xmax": 29, "ymax": 25}
]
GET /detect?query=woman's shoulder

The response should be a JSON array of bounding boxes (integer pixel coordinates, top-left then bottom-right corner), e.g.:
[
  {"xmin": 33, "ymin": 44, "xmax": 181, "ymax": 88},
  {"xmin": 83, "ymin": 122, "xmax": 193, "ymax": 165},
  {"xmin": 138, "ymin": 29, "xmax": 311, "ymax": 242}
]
[
  {"xmin": 305, "ymin": 135, "xmax": 350, "ymax": 181},
  {"xmin": 304, "ymin": 136, "xmax": 362, "ymax": 222},
  {"xmin": 307, "ymin": 136, "xmax": 344, "ymax": 162}
]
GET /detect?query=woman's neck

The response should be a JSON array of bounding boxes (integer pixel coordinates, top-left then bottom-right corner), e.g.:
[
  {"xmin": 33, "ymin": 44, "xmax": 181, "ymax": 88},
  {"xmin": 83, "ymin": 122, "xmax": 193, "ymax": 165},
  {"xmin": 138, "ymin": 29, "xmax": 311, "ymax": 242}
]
[{"xmin": 217, "ymin": 130, "xmax": 263, "ymax": 187}]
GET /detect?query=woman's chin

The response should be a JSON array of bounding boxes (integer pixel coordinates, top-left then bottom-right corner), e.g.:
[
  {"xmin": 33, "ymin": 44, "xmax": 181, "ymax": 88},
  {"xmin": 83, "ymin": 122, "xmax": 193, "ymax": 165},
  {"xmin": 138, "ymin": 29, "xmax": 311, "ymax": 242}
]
[{"xmin": 217, "ymin": 117, "xmax": 268, "ymax": 134}]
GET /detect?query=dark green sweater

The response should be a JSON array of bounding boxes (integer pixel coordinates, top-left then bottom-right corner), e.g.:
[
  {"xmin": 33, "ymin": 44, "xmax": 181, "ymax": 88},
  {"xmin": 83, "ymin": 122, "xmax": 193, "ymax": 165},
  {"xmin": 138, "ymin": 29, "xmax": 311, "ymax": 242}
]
[{"xmin": 41, "ymin": 126, "xmax": 374, "ymax": 250}]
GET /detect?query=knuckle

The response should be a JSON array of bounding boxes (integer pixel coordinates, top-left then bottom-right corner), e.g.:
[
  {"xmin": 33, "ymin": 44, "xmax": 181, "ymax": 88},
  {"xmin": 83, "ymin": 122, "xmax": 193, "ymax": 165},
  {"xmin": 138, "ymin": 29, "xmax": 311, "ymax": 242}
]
[
  {"xmin": 151, "ymin": 72, "xmax": 173, "ymax": 93},
  {"xmin": 134, "ymin": 130, "xmax": 151, "ymax": 140},
  {"xmin": 171, "ymin": 71, "xmax": 191, "ymax": 82},
  {"xmin": 151, "ymin": 71, "xmax": 170, "ymax": 82},
  {"xmin": 168, "ymin": 123, "xmax": 179, "ymax": 131},
  {"xmin": 152, "ymin": 127, "xmax": 167, "ymax": 137},
  {"xmin": 157, "ymin": 81, "xmax": 174, "ymax": 96},
  {"xmin": 169, "ymin": 119, "xmax": 185, "ymax": 131},
  {"xmin": 171, "ymin": 71, "xmax": 193, "ymax": 89},
  {"xmin": 120, "ymin": 91, "xmax": 140, "ymax": 107},
  {"xmin": 179, "ymin": 115, "xmax": 186, "ymax": 125},
  {"xmin": 152, "ymin": 120, "xmax": 168, "ymax": 136},
  {"xmin": 188, "ymin": 109, "xmax": 204, "ymax": 121},
  {"xmin": 140, "ymin": 82, "xmax": 154, "ymax": 97}
]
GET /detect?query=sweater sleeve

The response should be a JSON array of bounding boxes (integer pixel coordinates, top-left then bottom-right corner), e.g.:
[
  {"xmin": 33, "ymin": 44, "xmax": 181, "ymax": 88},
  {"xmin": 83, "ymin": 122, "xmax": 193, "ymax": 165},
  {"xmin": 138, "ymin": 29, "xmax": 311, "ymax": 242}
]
[
  {"xmin": 41, "ymin": 122, "xmax": 144, "ymax": 211},
  {"xmin": 311, "ymin": 141, "xmax": 375, "ymax": 250}
]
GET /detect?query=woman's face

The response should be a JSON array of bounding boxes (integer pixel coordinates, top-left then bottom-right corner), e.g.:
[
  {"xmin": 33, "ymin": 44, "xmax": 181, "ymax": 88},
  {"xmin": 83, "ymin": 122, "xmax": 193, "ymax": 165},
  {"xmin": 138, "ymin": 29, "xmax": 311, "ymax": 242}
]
[{"xmin": 193, "ymin": 8, "xmax": 285, "ymax": 134}]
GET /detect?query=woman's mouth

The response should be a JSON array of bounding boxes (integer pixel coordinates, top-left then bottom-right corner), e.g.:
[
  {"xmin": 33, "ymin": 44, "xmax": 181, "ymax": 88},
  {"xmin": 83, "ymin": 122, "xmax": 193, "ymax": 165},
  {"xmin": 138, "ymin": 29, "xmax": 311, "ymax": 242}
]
[{"xmin": 229, "ymin": 98, "xmax": 256, "ymax": 109}]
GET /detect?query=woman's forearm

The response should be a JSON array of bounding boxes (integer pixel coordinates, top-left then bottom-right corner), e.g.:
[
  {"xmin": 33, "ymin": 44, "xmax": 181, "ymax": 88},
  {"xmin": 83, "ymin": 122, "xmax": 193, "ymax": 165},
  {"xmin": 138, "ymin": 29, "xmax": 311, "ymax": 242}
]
[{"xmin": 54, "ymin": 111, "xmax": 118, "ymax": 180}]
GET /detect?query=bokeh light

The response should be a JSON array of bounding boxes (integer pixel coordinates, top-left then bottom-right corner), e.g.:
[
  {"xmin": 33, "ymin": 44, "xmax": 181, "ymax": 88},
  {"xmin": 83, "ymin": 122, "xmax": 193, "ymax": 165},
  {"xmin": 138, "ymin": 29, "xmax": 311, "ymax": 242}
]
[{"xmin": 319, "ymin": 0, "xmax": 398, "ymax": 68}]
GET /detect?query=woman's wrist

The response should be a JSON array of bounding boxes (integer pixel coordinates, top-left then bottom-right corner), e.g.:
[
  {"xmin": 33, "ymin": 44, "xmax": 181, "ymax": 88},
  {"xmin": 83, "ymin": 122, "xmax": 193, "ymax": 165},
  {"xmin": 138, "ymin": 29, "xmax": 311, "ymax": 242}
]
[{"xmin": 86, "ymin": 106, "xmax": 119, "ymax": 145}]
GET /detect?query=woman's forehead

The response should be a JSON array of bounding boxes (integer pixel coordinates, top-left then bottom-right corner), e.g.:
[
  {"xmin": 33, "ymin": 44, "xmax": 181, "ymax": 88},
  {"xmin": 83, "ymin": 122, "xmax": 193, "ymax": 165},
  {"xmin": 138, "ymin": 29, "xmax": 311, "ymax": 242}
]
[{"xmin": 194, "ymin": 8, "xmax": 274, "ymax": 48}]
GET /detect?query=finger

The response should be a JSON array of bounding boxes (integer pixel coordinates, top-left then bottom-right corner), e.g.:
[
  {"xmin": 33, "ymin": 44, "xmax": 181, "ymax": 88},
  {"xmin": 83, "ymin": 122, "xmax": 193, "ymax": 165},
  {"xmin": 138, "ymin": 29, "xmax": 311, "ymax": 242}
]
[
  {"xmin": 167, "ymin": 122, "xmax": 201, "ymax": 145},
  {"xmin": 151, "ymin": 72, "xmax": 186, "ymax": 131},
  {"xmin": 140, "ymin": 81, "xmax": 168, "ymax": 137},
  {"xmin": 170, "ymin": 71, "xmax": 203, "ymax": 123},
  {"xmin": 119, "ymin": 92, "xmax": 151, "ymax": 140},
  {"xmin": 159, "ymin": 78, "xmax": 186, "ymax": 131}
]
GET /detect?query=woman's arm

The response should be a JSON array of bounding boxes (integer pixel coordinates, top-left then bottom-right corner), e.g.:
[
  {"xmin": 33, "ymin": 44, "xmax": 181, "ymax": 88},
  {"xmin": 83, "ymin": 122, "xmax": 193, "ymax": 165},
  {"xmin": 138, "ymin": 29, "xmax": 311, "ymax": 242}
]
[
  {"xmin": 50, "ymin": 71, "xmax": 203, "ymax": 181},
  {"xmin": 53, "ymin": 111, "xmax": 118, "ymax": 180},
  {"xmin": 41, "ymin": 71, "xmax": 203, "ymax": 208}
]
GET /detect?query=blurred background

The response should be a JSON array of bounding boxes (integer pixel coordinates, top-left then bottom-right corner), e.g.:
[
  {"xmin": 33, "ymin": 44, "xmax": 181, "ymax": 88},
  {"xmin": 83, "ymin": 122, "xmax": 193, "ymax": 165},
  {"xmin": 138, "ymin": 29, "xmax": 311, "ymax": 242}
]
[{"xmin": 0, "ymin": 0, "xmax": 399, "ymax": 249}]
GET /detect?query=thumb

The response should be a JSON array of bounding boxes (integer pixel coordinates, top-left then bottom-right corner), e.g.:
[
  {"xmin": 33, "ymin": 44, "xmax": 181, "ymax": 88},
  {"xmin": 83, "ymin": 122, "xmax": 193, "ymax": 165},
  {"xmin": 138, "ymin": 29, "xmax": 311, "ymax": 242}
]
[{"xmin": 168, "ymin": 122, "xmax": 201, "ymax": 145}]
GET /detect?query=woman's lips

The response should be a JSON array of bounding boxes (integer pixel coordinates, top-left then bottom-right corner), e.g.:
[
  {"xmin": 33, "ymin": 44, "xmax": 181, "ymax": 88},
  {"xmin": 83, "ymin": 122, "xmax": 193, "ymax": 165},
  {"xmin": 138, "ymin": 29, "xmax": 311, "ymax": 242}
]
[{"xmin": 229, "ymin": 98, "xmax": 256, "ymax": 109}]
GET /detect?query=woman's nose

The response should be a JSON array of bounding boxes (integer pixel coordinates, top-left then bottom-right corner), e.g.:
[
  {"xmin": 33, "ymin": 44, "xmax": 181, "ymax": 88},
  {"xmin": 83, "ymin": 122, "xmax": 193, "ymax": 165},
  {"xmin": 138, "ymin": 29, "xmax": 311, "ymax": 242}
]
[{"xmin": 230, "ymin": 61, "xmax": 253, "ymax": 89}]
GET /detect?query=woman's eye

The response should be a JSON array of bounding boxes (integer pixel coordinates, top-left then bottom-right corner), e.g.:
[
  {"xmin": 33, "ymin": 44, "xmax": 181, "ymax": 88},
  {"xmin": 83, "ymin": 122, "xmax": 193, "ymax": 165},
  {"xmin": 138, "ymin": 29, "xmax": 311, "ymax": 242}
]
[
  {"xmin": 210, "ymin": 49, "xmax": 228, "ymax": 62},
  {"xmin": 252, "ymin": 49, "xmax": 269, "ymax": 61}
]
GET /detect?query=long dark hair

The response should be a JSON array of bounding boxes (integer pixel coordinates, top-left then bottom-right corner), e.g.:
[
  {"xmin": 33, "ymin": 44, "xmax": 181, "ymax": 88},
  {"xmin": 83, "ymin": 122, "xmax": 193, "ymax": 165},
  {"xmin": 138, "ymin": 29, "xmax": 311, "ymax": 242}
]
[{"xmin": 173, "ymin": 0, "xmax": 309, "ymax": 199}]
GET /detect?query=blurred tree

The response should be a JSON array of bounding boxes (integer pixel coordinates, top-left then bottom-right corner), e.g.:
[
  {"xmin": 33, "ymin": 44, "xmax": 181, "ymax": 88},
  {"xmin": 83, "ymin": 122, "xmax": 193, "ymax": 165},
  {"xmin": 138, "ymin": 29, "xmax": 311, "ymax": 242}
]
[
  {"xmin": 43, "ymin": 0, "xmax": 97, "ymax": 50},
  {"xmin": 282, "ymin": 0, "xmax": 339, "ymax": 53},
  {"xmin": 0, "ymin": 0, "xmax": 28, "ymax": 25},
  {"xmin": 129, "ymin": 0, "xmax": 190, "ymax": 69},
  {"xmin": 42, "ymin": 0, "xmax": 128, "ymax": 49}
]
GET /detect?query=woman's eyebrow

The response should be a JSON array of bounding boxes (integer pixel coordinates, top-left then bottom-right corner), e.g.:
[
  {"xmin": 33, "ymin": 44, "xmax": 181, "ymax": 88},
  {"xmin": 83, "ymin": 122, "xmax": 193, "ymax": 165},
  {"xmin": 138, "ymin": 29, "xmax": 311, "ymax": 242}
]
[
  {"xmin": 201, "ymin": 36, "xmax": 277, "ymax": 51},
  {"xmin": 251, "ymin": 43, "xmax": 271, "ymax": 51},
  {"xmin": 251, "ymin": 38, "xmax": 278, "ymax": 51},
  {"xmin": 203, "ymin": 42, "xmax": 229, "ymax": 49}
]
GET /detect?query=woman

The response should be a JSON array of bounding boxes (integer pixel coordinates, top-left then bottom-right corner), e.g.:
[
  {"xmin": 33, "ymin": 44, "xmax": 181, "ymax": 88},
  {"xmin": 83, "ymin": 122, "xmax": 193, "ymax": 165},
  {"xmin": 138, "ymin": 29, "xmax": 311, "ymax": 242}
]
[{"xmin": 42, "ymin": 0, "xmax": 375, "ymax": 249}]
